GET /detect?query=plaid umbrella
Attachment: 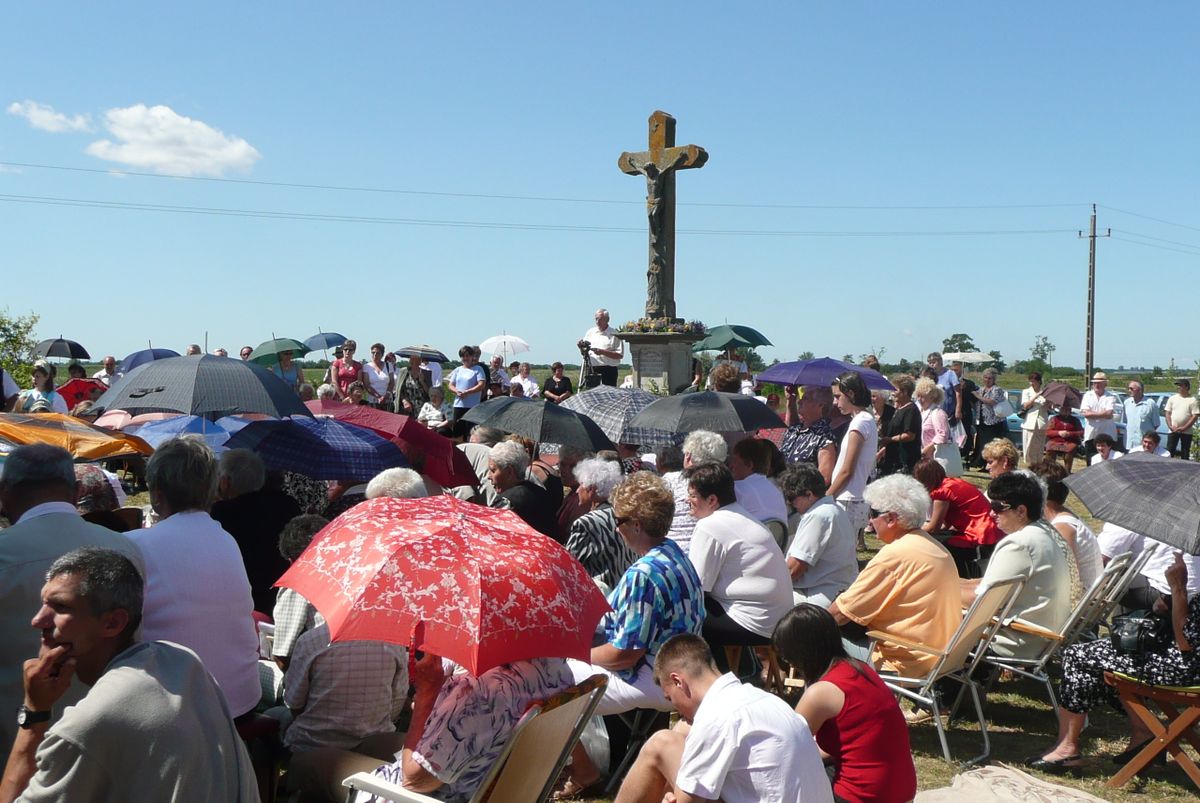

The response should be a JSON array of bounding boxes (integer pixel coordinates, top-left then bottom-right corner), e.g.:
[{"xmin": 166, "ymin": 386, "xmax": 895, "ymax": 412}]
[
  {"xmin": 393, "ymin": 344, "xmax": 449, "ymax": 364},
  {"xmin": 756, "ymin": 358, "xmax": 895, "ymax": 391},
  {"xmin": 561, "ymin": 386, "xmax": 682, "ymax": 448},
  {"xmin": 628, "ymin": 391, "xmax": 785, "ymax": 434},
  {"xmin": 463, "ymin": 397, "xmax": 614, "ymax": 451},
  {"xmin": 94, "ymin": 355, "xmax": 313, "ymax": 419},
  {"xmin": 118, "ymin": 348, "xmax": 180, "ymax": 375},
  {"xmin": 1064, "ymin": 452, "xmax": 1200, "ymax": 554},
  {"xmin": 32, "ymin": 337, "xmax": 90, "ymax": 360},
  {"xmin": 225, "ymin": 416, "xmax": 408, "ymax": 481}
]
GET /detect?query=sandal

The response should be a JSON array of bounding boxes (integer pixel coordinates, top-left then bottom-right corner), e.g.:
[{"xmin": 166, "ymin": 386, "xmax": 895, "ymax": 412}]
[{"xmin": 552, "ymin": 777, "xmax": 605, "ymax": 800}]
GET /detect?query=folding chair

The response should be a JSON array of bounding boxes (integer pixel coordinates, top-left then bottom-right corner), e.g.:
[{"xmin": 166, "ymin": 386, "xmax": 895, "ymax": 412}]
[
  {"xmin": 763, "ymin": 519, "xmax": 788, "ymax": 551},
  {"xmin": 869, "ymin": 574, "xmax": 1025, "ymax": 765},
  {"xmin": 1104, "ymin": 671, "xmax": 1200, "ymax": 792},
  {"xmin": 341, "ymin": 674, "xmax": 607, "ymax": 803},
  {"xmin": 984, "ymin": 553, "xmax": 1132, "ymax": 712},
  {"xmin": 722, "ymin": 644, "xmax": 785, "ymax": 695},
  {"xmin": 603, "ymin": 707, "xmax": 670, "ymax": 795},
  {"xmin": 1102, "ymin": 542, "xmax": 1160, "ymax": 620}
]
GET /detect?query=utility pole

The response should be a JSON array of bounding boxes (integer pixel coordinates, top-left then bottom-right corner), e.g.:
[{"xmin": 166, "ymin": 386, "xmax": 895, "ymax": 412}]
[{"xmin": 1079, "ymin": 204, "xmax": 1111, "ymax": 379}]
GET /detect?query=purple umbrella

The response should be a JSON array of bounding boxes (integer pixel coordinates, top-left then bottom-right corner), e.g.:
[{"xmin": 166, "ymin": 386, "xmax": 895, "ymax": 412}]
[{"xmin": 756, "ymin": 357, "xmax": 895, "ymax": 391}]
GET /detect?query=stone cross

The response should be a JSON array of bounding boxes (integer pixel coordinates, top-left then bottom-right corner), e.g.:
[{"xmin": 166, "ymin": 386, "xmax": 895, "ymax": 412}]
[{"xmin": 618, "ymin": 110, "xmax": 707, "ymax": 321}]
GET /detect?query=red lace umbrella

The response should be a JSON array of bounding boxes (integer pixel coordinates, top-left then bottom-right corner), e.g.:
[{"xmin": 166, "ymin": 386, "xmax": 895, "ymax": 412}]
[
  {"xmin": 304, "ymin": 399, "xmax": 476, "ymax": 487},
  {"xmin": 276, "ymin": 496, "xmax": 611, "ymax": 675}
]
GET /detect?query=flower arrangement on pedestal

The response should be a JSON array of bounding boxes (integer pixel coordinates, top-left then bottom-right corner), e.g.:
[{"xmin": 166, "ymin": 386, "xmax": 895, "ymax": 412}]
[{"xmin": 618, "ymin": 318, "xmax": 706, "ymax": 336}]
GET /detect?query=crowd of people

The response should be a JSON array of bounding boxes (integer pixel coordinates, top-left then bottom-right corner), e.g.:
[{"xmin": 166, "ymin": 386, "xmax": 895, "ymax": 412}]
[{"xmin": 1, "ymin": 328, "xmax": 1199, "ymax": 802}]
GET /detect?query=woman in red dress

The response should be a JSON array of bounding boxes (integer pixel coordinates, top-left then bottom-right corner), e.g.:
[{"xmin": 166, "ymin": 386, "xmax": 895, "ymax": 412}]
[
  {"xmin": 773, "ymin": 604, "xmax": 917, "ymax": 803},
  {"xmin": 1045, "ymin": 401, "xmax": 1084, "ymax": 472},
  {"xmin": 330, "ymin": 339, "xmax": 366, "ymax": 402},
  {"xmin": 913, "ymin": 457, "xmax": 1004, "ymax": 578}
]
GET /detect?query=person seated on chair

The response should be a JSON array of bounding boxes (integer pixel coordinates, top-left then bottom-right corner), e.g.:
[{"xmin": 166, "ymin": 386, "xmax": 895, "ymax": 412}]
[
  {"xmin": 772, "ymin": 605, "xmax": 917, "ymax": 803},
  {"xmin": 487, "ymin": 441, "xmax": 558, "ymax": 539},
  {"xmin": 728, "ymin": 438, "xmax": 789, "ymax": 526},
  {"xmin": 299, "ymin": 652, "xmax": 573, "ymax": 803},
  {"xmin": 1026, "ymin": 552, "xmax": 1200, "ymax": 777},
  {"xmin": 612, "ymin": 634, "xmax": 832, "ymax": 803},
  {"xmin": 560, "ymin": 471, "xmax": 706, "ymax": 798},
  {"xmin": 685, "ymin": 462, "xmax": 794, "ymax": 665},
  {"xmin": 564, "ymin": 457, "xmax": 635, "ymax": 591},
  {"xmin": 661, "ymin": 430, "xmax": 727, "ymax": 554},
  {"xmin": 0, "ymin": 547, "xmax": 258, "ymax": 802},
  {"xmin": 912, "ymin": 457, "xmax": 1004, "ymax": 579},
  {"xmin": 778, "ymin": 463, "xmax": 859, "ymax": 607},
  {"xmin": 960, "ymin": 471, "xmax": 1079, "ymax": 660},
  {"xmin": 828, "ymin": 474, "xmax": 962, "ymax": 679},
  {"xmin": 981, "ymin": 437, "xmax": 1020, "ymax": 479},
  {"xmin": 1029, "ymin": 459, "xmax": 1104, "ymax": 593}
]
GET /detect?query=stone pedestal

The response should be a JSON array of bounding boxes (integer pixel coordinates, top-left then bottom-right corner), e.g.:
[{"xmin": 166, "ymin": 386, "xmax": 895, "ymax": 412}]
[{"xmin": 621, "ymin": 332, "xmax": 701, "ymax": 395}]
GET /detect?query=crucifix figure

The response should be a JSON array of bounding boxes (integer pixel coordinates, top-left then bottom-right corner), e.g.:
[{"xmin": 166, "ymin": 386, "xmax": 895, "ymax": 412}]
[{"xmin": 618, "ymin": 110, "xmax": 707, "ymax": 321}]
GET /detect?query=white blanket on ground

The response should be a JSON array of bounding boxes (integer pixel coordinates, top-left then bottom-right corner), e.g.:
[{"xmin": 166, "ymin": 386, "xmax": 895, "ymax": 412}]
[{"xmin": 915, "ymin": 764, "xmax": 1107, "ymax": 803}]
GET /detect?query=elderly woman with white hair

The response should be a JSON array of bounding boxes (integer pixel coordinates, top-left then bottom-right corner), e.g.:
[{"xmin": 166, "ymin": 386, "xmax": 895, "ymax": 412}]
[
  {"xmin": 487, "ymin": 440, "xmax": 558, "ymax": 539},
  {"xmin": 826, "ymin": 474, "xmax": 962, "ymax": 679},
  {"xmin": 660, "ymin": 429, "xmax": 727, "ymax": 552},
  {"xmin": 564, "ymin": 457, "xmax": 634, "ymax": 590},
  {"xmin": 365, "ymin": 467, "xmax": 429, "ymax": 500}
]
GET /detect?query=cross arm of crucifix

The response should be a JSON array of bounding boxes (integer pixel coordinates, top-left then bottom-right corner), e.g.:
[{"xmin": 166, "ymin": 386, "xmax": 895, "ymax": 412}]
[{"xmin": 617, "ymin": 144, "xmax": 708, "ymax": 178}]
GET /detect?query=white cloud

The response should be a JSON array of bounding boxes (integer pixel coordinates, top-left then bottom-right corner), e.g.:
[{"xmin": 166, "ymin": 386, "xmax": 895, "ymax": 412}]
[
  {"xmin": 7, "ymin": 100, "xmax": 93, "ymax": 133},
  {"xmin": 85, "ymin": 104, "xmax": 260, "ymax": 176}
]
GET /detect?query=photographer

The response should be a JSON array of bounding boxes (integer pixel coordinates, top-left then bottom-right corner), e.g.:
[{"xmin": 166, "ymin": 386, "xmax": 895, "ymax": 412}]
[{"xmin": 581, "ymin": 308, "xmax": 624, "ymax": 387}]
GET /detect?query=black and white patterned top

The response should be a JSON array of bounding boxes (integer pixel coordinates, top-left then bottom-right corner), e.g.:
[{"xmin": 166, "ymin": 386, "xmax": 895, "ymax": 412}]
[
  {"xmin": 779, "ymin": 418, "xmax": 836, "ymax": 465},
  {"xmin": 565, "ymin": 504, "xmax": 637, "ymax": 590}
]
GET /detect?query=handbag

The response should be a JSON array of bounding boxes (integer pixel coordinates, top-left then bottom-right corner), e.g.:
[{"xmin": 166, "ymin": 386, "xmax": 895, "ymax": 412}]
[
  {"xmin": 992, "ymin": 399, "xmax": 1015, "ymax": 419},
  {"xmin": 933, "ymin": 442, "xmax": 964, "ymax": 478},
  {"xmin": 1110, "ymin": 610, "xmax": 1171, "ymax": 656}
]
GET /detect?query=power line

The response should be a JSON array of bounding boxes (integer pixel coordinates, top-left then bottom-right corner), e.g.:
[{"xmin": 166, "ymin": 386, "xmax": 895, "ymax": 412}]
[
  {"xmin": 0, "ymin": 160, "xmax": 1087, "ymax": 211},
  {"xmin": 1117, "ymin": 229, "xmax": 1200, "ymax": 252},
  {"xmin": 0, "ymin": 192, "xmax": 1081, "ymax": 237},
  {"xmin": 1099, "ymin": 204, "xmax": 1200, "ymax": 234},
  {"xmin": 1111, "ymin": 235, "xmax": 1200, "ymax": 257}
]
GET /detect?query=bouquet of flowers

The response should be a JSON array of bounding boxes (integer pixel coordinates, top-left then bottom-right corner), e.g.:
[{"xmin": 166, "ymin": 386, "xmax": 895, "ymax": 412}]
[{"xmin": 618, "ymin": 318, "xmax": 706, "ymax": 335}]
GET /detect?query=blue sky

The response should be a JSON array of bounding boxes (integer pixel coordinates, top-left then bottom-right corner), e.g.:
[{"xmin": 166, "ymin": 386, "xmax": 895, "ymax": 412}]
[{"xmin": 2, "ymin": 3, "xmax": 1198, "ymax": 372}]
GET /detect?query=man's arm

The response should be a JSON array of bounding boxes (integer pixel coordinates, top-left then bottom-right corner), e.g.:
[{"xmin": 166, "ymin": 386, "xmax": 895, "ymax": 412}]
[{"xmin": 0, "ymin": 646, "xmax": 76, "ymax": 803}]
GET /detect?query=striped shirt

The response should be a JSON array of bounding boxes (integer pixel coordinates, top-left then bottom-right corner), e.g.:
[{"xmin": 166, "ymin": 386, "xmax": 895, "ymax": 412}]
[{"xmin": 565, "ymin": 505, "xmax": 637, "ymax": 590}]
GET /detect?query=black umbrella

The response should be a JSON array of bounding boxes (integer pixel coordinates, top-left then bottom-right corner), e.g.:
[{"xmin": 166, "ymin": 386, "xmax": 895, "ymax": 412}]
[
  {"xmin": 1064, "ymin": 452, "xmax": 1200, "ymax": 555},
  {"xmin": 94, "ymin": 355, "xmax": 313, "ymax": 420},
  {"xmin": 1040, "ymin": 382, "xmax": 1083, "ymax": 409},
  {"xmin": 394, "ymin": 344, "xmax": 449, "ymax": 363},
  {"xmin": 32, "ymin": 338, "xmax": 90, "ymax": 360},
  {"xmin": 463, "ymin": 397, "xmax": 614, "ymax": 451},
  {"xmin": 627, "ymin": 391, "xmax": 785, "ymax": 433}
]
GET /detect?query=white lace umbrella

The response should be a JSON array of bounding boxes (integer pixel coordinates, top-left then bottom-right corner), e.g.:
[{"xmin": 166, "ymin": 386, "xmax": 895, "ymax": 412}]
[{"xmin": 479, "ymin": 334, "xmax": 531, "ymax": 361}]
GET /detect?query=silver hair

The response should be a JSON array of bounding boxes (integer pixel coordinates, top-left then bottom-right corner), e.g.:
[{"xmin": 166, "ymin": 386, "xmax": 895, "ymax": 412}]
[
  {"xmin": 573, "ymin": 457, "xmax": 623, "ymax": 499},
  {"xmin": 218, "ymin": 449, "xmax": 266, "ymax": 497},
  {"xmin": 47, "ymin": 547, "xmax": 143, "ymax": 636},
  {"xmin": 146, "ymin": 436, "xmax": 217, "ymax": 512},
  {"xmin": 470, "ymin": 426, "xmax": 505, "ymax": 446},
  {"xmin": 682, "ymin": 430, "xmax": 727, "ymax": 465},
  {"xmin": 801, "ymin": 385, "xmax": 834, "ymax": 415},
  {"xmin": 982, "ymin": 367, "xmax": 999, "ymax": 379},
  {"xmin": 489, "ymin": 440, "xmax": 529, "ymax": 474},
  {"xmin": 316, "ymin": 383, "xmax": 338, "ymax": 400},
  {"xmin": 365, "ymin": 467, "xmax": 428, "ymax": 500},
  {"xmin": 0, "ymin": 443, "xmax": 75, "ymax": 489},
  {"xmin": 862, "ymin": 474, "xmax": 931, "ymax": 530},
  {"xmin": 595, "ymin": 308, "xmax": 609, "ymax": 318}
]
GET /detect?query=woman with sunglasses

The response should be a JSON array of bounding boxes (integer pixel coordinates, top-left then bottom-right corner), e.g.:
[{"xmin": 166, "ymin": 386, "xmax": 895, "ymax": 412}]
[
  {"xmin": 961, "ymin": 471, "xmax": 1080, "ymax": 661},
  {"xmin": 827, "ymin": 371, "xmax": 878, "ymax": 533},
  {"xmin": 330, "ymin": 339, "xmax": 365, "ymax": 403}
]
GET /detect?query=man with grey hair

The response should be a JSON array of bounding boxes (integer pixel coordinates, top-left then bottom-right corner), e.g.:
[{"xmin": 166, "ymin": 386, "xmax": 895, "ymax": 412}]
[
  {"xmin": 0, "ymin": 547, "xmax": 258, "ymax": 802},
  {"xmin": 449, "ymin": 425, "xmax": 502, "ymax": 505},
  {"xmin": 365, "ymin": 467, "xmax": 428, "ymax": 500},
  {"xmin": 582, "ymin": 307, "xmax": 624, "ymax": 387},
  {"xmin": 488, "ymin": 441, "xmax": 557, "ymax": 538},
  {"xmin": 127, "ymin": 437, "xmax": 261, "ymax": 718},
  {"xmin": 211, "ymin": 449, "xmax": 300, "ymax": 613},
  {"xmin": 0, "ymin": 445, "xmax": 143, "ymax": 751},
  {"xmin": 661, "ymin": 430, "xmax": 728, "ymax": 552}
]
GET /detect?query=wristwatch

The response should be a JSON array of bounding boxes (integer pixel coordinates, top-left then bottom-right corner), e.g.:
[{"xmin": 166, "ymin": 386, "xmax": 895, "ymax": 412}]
[{"xmin": 17, "ymin": 706, "xmax": 50, "ymax": 729}]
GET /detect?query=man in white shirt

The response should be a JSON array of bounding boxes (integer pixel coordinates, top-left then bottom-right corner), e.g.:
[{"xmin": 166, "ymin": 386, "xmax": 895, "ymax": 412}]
[
  {"xmin": 1126, "ymin": 431, "xmax": 1170, "ymax": 457},
  {"xmin": 582, "ymin": 307, "xmax": 625, "ymax": 387},
  {"xmin": 728, "ymin": 439, "xmax": 788, "ymax": 525},
  {"xmin": 91, "ymin": 356, "xmax": 119, "ymax": 387},
  {"xmin": 1165, "ymin": 378, "xmax": 1200, "ymax": 459},
  {"xmin": 614, "ymin": 634, "xmax": 832, "ymax": 803},
  {"xmin": 1080, "ymin": 371, "xmax": 1120, "ymax": 460}
]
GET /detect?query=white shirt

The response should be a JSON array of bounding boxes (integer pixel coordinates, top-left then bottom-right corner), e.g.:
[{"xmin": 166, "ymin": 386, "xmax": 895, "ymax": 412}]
[
  {"xmin": 675, "ymin": 673, "xmax": 832, "ymax": 803},
  {"xmin": 1080, "ymin": 389, "xmax": 1118, "ymax": 440},
  {"xmin": 688, "ymin": 503, "xmax": 795, "ymax": 638},
  {"xmin": 1051, "ymin": 512, "xmax": 1104, "ymax": 593},
  {"xmin": 1089, "ymin": 451, "xmax": 1122, "ymax": 465},
  {"xmin": 583, "ymin": 325, "xmax": 624, "ymax": 368},
  {"xmin": 126, "ymin": 510, "xmax": 262, "ymax": 717},
  {"xmin": 830, "ymin": 410, "xmax": 878, "ymax": 501},
  {"xmin": 1127, "ymin": 445, "xmax": 1170, "ymax": 457},
  {"xmin": 663, "ymin": 471, "xmax": 698, "ymax": 553},
  {"xmin": 362, "ymin": 361, "xmax": 393, "ymax": 398},
  {"xmin": 1020, "ymin": 386, "xmax": 1050, "ymax": 431},
  {"xmin": 512, "ymin": 374, "xmax": 540, "ymax": 398},
  {"xmin": 1096, "ymin": 522, "xmax": 1143, "ymax": 561},
  {"xmin": 421, "ymin": 361, "xmax": 442, "ymax": 387},
  {"xmin": 1140, "ymin": 537, "xmax": 1200, "ymax": 596},
  {"xmin": 785, "ymin": 497, "xmax": 860, "ymax": 599},
  {"xmin": 92, "ymin": 368, "xmax": 119, "ymax": 387},
  {"xmin": 734, "ymin": 473, "xmax": 789, "ymax": 525}
]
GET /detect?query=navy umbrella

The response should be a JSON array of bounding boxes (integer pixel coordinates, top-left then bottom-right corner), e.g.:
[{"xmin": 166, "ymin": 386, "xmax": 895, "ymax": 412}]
[
  {"xmin": 225, "ymin": 416, "xmax": 408, "ymax": 481},
  {"xmin": 756, "ymin": 357, "xmax": 895, "ymax": 391},
  {"xmin": 118, "ymin": 348, "xmax": 180, "ymax": 375},
  {"xmin": 627, "ymin": 391, "xmax": 785, "ymax": 433},
  {"xmin": 463, "ymin": 397, "xmax": 614, "ymax": 451},
  {"xmin": 32, "ymin": 337, "xmax": 90, "ymax": 360},
  {"xmin": 94, "ymin": 355, "xmax": 313, "ymax": 419},
  {"xmin": 303, "ymin": 332, "xmax": 349, "ymax": 352}
]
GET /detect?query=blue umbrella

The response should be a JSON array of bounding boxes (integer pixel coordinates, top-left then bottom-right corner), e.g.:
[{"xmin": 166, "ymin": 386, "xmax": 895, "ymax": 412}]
[
  {"xmin": 118, "ymin": 348, "xmax": 180, "ymax": 375},
  {"xmin": 756, "ymin": 357, "xmax": 895, "ymax": 391},
  {"xmin": 126, "ymin": 415, "xmax": 251, "ymax": 451},
  {"xmin": 303, "ymin": 332, "xmax": 348, "ymax": 352},
  {"xmin": 224, "ymin": 416, "xmax": 408, "ymax": 481}
]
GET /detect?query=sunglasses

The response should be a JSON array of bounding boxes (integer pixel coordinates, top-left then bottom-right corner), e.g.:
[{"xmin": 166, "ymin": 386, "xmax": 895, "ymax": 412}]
[
  {"xmin": 614, "ymin": 516, "xmax": 632, "ymax": 528},
  {"xmin": 989, "ymin": 500, "xmax": 1012, "ymax": 514},
  {"xmin": 868, "ymin": 508, "xmax": 885, "ymax": 520}
]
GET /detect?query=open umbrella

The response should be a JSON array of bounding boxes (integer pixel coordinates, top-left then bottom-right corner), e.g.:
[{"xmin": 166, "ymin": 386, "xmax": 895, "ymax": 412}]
[
  {"xmin": 248, "ymin": 338, "xmax": 311, "ymax": 366},
  {"xmin": 118, "ymin": 348, "xmax": 180, "ymax": 375},
  {"xmin": 479, "ymin": 334, "xmax": 531, "ymax": 361},
  {"xmin": 393, "ymin": 345, "xmax": 449, "ymax": 364},
  {"xmin": 94, "ymin": 355, "xmax": 313, "ymax": 420},
  {"xmin": 0, "ymin": 412, "xmax": 152, "ymax": 461},
  {"xmin": 304, "ymin": 399, "xmax": 477, "ymax": 487},
  {"xmin": 56, "ymin": 378, "xmax": 108, "ymax": 409},
  {"xmin": 225, "ymin": 416, "xmax": 408, "ymax": 481},
  {"xmin": 1064, "ymin": 452, "xmax": 1200, "ymax": 554},
  {"xmin": 628, "ymin": 391, "xmax": 785, "ymax": 434},
  {"xmin": 126, "ymin": 415, "xmax": 250, "ymax": 451},
  {"xmin": 463, "ymin": 397, "xmax": 614, "ymax": 451},
  {"xmin": 303, "ymin": 331, "xmax": 348, "ymax": 352},
  {"xmin": 755, "ymin": 357, "xmax": 895, "ymax": 391},
  {"xmin": 276, "ymin": 495, "xmax": 611, "ymax": 675},
  {"xmin": 1040, "ymin": 382, "xmax": 1083, "ymax": 409},
  {"xmin": 561, "ymin": 386, "xmax": 682, "ymax": 448},
  {"xmin": 940, "ymin": 351, "xmax": 994, "ymax": 364},
  {"xmin": 32, "ymin": 338, "xmax": 90, "ymax": 361},
  {"xmin": 691, "ymin": 324, "xmax": 772, "ymax": 353}
]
